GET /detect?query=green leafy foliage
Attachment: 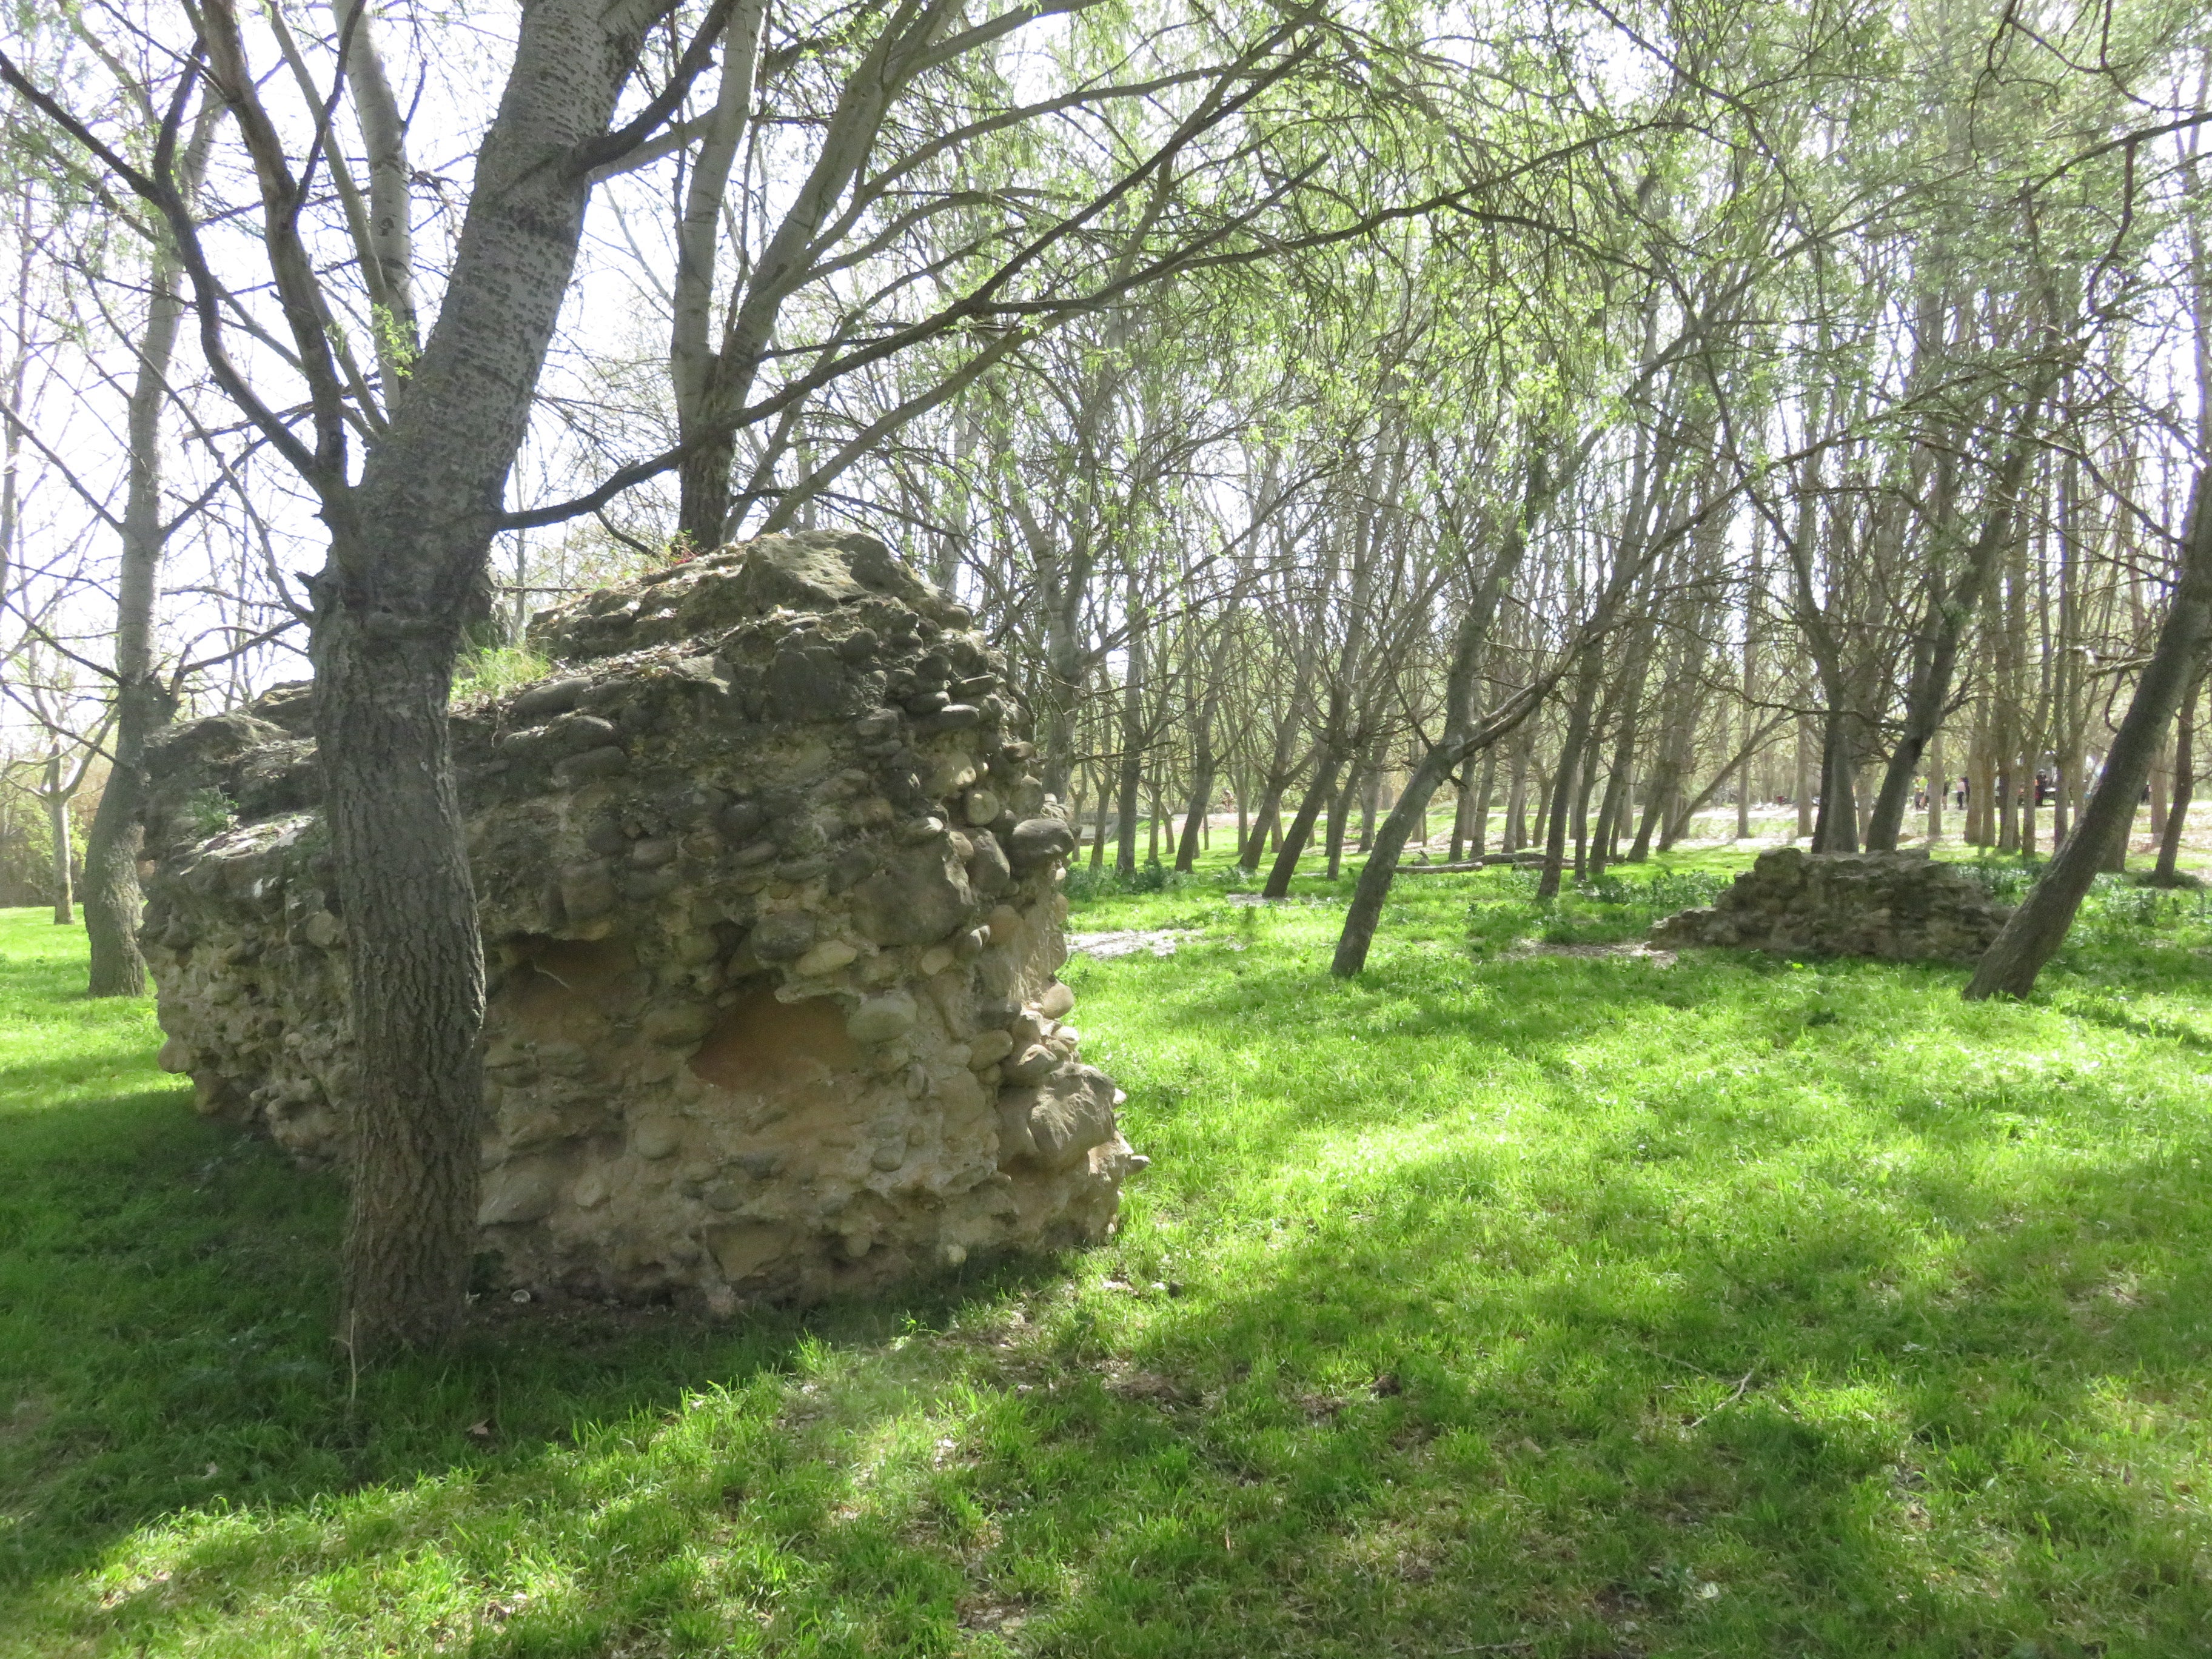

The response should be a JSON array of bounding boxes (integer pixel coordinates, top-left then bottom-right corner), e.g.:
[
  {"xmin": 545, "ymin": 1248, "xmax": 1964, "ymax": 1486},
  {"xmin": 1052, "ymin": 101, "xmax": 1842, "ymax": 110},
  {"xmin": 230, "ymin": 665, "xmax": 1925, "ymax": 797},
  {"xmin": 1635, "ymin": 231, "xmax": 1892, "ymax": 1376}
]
[{"xmin": 179, "ymin": 788, "xmax": 235, "ymax": 840}]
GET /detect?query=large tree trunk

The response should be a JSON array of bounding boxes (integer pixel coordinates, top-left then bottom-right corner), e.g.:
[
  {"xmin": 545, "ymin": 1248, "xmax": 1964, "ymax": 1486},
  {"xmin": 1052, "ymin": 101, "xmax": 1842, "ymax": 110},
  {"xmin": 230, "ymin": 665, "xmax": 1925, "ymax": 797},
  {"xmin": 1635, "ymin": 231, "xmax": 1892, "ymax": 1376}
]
[
  {"xmin": 1966, "ymin": 472, "xmax": 2212, "ymax": 999},
  {"xmin": 1811, "ymin": 707, "xmax": 1858, "ymax": 852},
  {"xmin": 312, "ymin": 0, "xmax": 659, "ymax": 1352},
  {"xmin": 313, "ymin": 599, "xmax": 486, "ymax": 1356},
  {"xmin": 82, "ymin": 680, "xmax": 164, "ymax": 990}
]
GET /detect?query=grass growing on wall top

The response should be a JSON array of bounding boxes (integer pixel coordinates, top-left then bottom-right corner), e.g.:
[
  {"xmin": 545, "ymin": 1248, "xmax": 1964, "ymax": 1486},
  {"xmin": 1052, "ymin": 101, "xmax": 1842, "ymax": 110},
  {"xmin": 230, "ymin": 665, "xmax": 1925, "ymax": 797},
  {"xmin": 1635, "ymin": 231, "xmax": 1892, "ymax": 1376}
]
[{"xmin": 2, "ymin": 851, "xmax": 2211, "ymax": 1657}]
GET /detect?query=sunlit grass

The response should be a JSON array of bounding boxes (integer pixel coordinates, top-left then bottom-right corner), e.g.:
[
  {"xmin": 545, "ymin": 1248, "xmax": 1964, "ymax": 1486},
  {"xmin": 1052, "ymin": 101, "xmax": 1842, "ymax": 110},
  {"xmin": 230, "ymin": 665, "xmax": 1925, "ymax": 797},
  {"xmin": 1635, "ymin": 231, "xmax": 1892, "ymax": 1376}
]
[
  {"xmin": 451, "ymin": 641, "xmax": 554, "ymax": 705},
  {"xmin": 3, "ymin": 846, "xmax": 2210, "ymax": 1656}
]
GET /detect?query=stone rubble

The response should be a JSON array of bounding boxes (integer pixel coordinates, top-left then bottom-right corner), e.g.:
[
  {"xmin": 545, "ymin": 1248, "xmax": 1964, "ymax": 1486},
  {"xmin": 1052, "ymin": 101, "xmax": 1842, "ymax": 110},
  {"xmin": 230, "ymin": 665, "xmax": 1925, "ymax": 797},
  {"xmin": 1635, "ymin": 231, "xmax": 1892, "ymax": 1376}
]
[
  {"xmin": 1649, "ymin": 846, "xmax": 2010, "ymax": 962},
  {"xmin": 137, "ymin": 532, "xmax": 1142, "ymax": 1310},
  {"xmin": 1066, "ymin": 930, "xmax": 1199, "ymax": 959}
]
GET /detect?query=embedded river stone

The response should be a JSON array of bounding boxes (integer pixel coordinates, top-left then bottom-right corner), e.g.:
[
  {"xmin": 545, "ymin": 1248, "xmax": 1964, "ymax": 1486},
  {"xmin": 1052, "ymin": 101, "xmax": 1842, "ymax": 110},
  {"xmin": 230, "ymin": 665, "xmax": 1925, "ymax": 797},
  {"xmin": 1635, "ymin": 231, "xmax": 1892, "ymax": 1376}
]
[
  {"xmin": 136, "ymin": 531, "xmax": 1141, "ymax": 1311},
  {"xmin": 1650, "ymin": 846, "xmax": 2010, "ymax": 962}
]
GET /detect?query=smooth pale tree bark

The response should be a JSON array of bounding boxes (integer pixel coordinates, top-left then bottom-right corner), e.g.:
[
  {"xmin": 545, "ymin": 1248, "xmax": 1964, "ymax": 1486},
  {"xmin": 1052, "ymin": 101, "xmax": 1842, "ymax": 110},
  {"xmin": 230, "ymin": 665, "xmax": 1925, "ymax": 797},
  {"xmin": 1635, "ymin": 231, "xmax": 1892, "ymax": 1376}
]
[
  {"xmin": 668, "ymin": 0, "xmax": 769, "ymax": 546},
  {"xmin": 1966, "ymin": 473, "xmax": 2212, "ymax": 1000},
  {"xmin": 330, "ymin": 0, "xmax": 419, "ymax": 385},
  {"xmin": 35, "ymin": 742, "xmax": 93, "ymax": 923}
]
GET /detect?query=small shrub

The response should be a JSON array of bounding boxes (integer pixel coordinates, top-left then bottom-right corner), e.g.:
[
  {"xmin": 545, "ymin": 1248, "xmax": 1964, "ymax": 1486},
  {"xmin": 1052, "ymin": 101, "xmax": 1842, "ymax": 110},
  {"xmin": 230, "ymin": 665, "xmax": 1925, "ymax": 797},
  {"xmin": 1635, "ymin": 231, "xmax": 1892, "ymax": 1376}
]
[
  {"xmin": 2091, "ymin": 883, "xmax": 2172, "ymax": 933},
  {"xmin": 183, "ymin": 787, "xmax": 236, "ymax": 839},
  {"xmin": 452, "ymin": 642, "xmax": 552, "ymax": 703},
  {"xmin": 1959, "ymin": 857, "xmax": 2040, "ymax": 902}
]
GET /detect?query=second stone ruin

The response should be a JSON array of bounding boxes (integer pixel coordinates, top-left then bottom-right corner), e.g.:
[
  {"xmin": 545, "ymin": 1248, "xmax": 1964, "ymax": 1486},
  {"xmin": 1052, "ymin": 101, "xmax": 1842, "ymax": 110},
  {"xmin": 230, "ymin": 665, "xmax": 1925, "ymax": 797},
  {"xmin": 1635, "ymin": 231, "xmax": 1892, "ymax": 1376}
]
[{"xmin": 1650, "ymin": 846, "xmax": 2010, "ymax": 962}]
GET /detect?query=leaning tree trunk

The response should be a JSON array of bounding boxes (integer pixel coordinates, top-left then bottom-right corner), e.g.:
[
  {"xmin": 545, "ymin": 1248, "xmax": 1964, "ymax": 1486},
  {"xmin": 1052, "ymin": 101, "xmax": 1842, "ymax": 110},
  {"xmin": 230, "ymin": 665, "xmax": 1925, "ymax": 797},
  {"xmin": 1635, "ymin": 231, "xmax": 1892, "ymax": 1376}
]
[
  {"xmin": 1173, "ymin": 746, "xmax": 1213, "ymax": 871},
  {"xmin": 1327, "ymin": 738, "xmax": 1376, "ymax": 879},
  {"xmin": 1966, "ymin": 472, "xmax": 2212, "ymax": 999},
  {"xmin": 1334, "ymin": 503, "xmax": 1549, "ymax": 969},
  {"xmin": 1262, "ymin": 753, "xmax": 1344, "ymax": 897}
]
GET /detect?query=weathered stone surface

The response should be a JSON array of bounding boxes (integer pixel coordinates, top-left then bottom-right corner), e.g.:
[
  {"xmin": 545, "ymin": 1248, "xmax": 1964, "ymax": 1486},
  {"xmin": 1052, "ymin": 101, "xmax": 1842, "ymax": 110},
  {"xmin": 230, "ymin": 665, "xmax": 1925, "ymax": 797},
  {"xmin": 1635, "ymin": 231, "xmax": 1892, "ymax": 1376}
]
[
  {"xmin": 852, "ymin": 843, "xmax": 974, "ymax": 946},
  {"xmin": 137, "ymin": 531, "xmax": 1135, "ymax": 1310},
  {"xmin": 1008, "ymin": 817, "xmax": 1076, "ymax": 871},
  {"xmin": 1649, "ymin": 847, "xmax": 2010, "ymax": 962}
]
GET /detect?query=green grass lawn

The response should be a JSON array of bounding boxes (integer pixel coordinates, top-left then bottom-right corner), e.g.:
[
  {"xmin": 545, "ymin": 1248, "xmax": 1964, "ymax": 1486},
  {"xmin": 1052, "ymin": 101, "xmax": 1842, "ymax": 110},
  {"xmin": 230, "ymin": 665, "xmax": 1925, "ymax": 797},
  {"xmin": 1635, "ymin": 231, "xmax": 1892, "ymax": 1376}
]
[{"xmin": 4, "ymin": 850, "xmax": 2212, "ymax": 1657}]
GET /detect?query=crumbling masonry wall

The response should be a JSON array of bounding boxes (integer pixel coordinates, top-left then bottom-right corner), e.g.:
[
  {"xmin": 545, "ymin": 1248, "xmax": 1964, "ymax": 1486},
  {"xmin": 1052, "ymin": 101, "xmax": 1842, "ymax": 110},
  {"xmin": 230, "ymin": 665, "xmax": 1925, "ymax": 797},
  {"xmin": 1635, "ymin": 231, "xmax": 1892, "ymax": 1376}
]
[
  {"xmin": 1650, "ymin": 846, "xmax": 2010, "ymax": 962},
  {"xmin": 138, "ymin": 532, "xmax": 1139, "ymax": 1309}
]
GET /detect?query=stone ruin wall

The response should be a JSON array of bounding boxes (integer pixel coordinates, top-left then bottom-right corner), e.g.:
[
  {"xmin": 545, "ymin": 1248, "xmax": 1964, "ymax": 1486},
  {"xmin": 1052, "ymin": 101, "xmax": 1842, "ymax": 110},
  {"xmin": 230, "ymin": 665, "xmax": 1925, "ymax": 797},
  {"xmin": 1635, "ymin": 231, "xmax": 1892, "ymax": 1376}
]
[
  {"xmin": 138, "ymin": 532, "xmax": 1141, "ymax": 1311},
  {"xmin": 1651, "ymin": 846, "xmax": 2011, "ymax": 962}
]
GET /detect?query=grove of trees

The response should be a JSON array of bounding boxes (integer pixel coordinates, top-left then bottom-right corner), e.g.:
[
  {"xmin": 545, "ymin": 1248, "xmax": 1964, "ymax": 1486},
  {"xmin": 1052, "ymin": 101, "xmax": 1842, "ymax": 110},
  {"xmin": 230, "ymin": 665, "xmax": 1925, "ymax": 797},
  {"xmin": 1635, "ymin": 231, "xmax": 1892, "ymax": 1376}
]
[{"xmin": 2, "ymin": 0, "xmax": 2207, "ymax": 1347}]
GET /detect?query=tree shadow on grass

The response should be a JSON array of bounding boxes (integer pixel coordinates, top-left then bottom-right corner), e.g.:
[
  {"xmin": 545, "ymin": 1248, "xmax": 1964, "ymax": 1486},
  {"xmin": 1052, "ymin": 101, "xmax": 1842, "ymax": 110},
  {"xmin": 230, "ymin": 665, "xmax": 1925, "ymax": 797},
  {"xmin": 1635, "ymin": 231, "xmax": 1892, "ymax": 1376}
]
[
  {"xmin": 9, "ymin": 929, "xmax": 2212, "ymax": 1655},
  {"xmin": 0, "ymin": 1066, "xmax": 1069, "ymax": 1612}
]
